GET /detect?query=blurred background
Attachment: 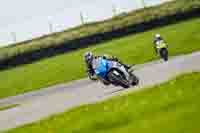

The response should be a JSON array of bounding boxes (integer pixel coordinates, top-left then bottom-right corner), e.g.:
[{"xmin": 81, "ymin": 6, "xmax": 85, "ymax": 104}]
[{"xmin": 0, "ymin": 0, "xmax": 172, "ymax": 47}]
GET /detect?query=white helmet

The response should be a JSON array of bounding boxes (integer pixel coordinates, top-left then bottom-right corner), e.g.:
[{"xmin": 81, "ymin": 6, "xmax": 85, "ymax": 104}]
[
  {"xmin": 155, "ymin": 33, "xmax": 161, "ymax": 38},
  {"xmin": 84, "ymin": 51, "xmax": 93, "ymax": 63}
]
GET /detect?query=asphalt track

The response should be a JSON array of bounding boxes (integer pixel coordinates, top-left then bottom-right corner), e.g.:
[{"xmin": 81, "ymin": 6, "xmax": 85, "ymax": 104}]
[{"xmin": 0, "ymin": 51, "xmax": 200, "ymax": 132}]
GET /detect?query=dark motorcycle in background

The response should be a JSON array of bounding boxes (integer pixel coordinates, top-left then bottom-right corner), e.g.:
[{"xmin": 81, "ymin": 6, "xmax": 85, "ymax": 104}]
[{"xmin": 156, "ymin": 40, "xmax": 168, "ymax": 61}]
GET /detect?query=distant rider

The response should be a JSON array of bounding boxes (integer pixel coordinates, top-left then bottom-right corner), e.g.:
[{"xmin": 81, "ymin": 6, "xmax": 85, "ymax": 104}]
[{"xmin": 153, "ymin": 33, "xmax": 167, "ymax": 54}]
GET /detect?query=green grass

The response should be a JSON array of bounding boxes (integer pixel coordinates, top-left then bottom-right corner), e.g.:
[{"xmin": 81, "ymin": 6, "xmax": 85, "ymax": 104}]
[
  {"xmin": 0, "ymin": 17, "xmax": 200, "ymax": 99},
  {"xmin": 5, "ymin": 72, "xmax": 200, "ymax": 133},
  {"xmin": 0, "ymin": 104, "xmax": 18, "ymax": 111},
  {"xmin": 0, "ymin": 0, "xmax": 199, "ymax": 62}
]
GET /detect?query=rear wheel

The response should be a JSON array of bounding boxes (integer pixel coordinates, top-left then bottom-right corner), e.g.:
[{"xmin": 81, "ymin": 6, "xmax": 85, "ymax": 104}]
[{"xmin": 107, "ymin": 70, "xmax": 130, "ymax": 88}]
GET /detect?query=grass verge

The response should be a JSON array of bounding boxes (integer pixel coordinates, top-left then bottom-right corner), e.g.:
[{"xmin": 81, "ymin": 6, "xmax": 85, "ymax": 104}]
[
  {"xmin": 0, "ymin": 17, "xmax": 200, "ymax": 99},
  {"xmin": 5, "ymin": 72, "xmax": 200, "ymax": 133}
]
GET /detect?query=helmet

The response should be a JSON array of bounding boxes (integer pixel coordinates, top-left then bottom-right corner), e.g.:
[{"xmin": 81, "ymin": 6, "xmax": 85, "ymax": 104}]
[
  {"xmin": 155, "ymin": 33, "xmax": 161, "ymax": 38},
  {"xmin": 84, "ymin": 51, "xmax": 93, "ymax": 64}
]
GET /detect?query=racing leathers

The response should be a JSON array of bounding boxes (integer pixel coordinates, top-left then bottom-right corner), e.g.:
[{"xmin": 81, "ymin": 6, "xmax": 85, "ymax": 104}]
[
  {"xmin": 153, "ymin": 37, "xmax": 167, "ymax": 54},
  {"xmin": 85, "ymin": 55, "xmax": 130, "ymax": 83}
]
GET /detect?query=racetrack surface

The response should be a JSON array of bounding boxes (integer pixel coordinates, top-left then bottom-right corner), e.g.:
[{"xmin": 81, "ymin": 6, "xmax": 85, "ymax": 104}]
[{"xmin": 0, "ymin": 51, "xmax": 200, "ymax": 132}]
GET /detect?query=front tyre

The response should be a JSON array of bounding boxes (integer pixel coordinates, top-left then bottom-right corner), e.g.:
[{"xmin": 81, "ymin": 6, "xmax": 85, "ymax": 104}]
[
  {"xmin": 107, "ymin": 70, "xmax": 130, "ymax": 88},
  {"xmin": 160, "ymin": 48, "xmax": 168, "ymax": 62}
]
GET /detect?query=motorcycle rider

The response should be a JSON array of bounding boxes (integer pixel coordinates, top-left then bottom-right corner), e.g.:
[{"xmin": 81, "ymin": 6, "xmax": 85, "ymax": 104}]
[
  {"xmin": 84, "ymin": 51, "xmax": 131, "ymax": 83},
  {"xmin": 153, "ymin": 33, "xmax": 167, "ymax": 54}
]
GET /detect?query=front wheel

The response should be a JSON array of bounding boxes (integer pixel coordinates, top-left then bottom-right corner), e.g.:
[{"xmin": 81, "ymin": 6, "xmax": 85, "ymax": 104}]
[
  {"xmin": 107, "ymin": 70, "xmax": 130, "ymax": 88},
  {"xmin": 159, "ymin": 48, "xmax": 168, "ymax": 61}
]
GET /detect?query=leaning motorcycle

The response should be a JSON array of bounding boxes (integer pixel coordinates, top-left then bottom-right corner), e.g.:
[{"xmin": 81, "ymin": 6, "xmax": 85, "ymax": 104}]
[
  {"xmin": 156, "ymin": 40, "xmax": 168, "ymax": 61},
  {"xmin": 92, "ymin": 58, "xmax": 139, "ymax": 88}
]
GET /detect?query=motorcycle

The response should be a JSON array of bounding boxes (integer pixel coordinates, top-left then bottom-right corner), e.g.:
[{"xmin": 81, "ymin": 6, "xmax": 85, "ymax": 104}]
[
  {"xmin": 156, "ymin": 40, "xmax": 168, "ymax": 61},
  {"xmin": 90, "ymin": 57, "xmax": 139, "ymax": 88}
]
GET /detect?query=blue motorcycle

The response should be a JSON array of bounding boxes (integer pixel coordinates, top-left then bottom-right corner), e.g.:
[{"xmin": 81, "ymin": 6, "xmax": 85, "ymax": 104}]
[{"xmin": 92, "ymin": 57, "xmax": 139, "ymax": 88}]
